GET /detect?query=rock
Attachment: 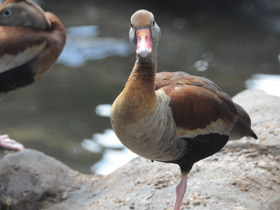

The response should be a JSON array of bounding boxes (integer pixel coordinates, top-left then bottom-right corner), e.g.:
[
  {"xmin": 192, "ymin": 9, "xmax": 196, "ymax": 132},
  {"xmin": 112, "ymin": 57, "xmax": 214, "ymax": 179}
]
[
  {"xmin": 233, "ymin": 89, "xmax": 280, "ymax": 146},
  {"xmin": 0, "ymin": 150, "xmax": 99, "ymax": 210},
  {"xmin": 0, "ymin": 89, "xmax": 279, "ymax": 210}
]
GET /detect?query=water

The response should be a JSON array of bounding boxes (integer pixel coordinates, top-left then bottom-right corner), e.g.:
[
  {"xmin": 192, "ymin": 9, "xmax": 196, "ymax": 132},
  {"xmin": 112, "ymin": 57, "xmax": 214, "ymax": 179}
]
[
  {"xmin": 246, "ymin": 74, "xmax": 280, "ymax": 97},
  {"xmin": 58, "ymin": 25, "xmax": 133, "ymax": 68},
  {"xmin": 0, "ymin": 1, "xmax": 279, "ymax": 175}
]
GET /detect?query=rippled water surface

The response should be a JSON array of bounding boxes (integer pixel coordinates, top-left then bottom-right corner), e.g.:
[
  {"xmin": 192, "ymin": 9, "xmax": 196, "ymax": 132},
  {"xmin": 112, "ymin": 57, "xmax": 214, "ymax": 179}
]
[{"xmin": 0, "ymin": 1, "xmax": 279, "ymax": 174}]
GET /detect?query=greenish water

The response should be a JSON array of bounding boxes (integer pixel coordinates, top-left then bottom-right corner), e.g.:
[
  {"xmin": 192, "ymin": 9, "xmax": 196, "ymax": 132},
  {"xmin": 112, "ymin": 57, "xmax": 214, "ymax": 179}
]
[{"xmin": 0, "ymin": 1, "xmax": 279, "ymax": 174}]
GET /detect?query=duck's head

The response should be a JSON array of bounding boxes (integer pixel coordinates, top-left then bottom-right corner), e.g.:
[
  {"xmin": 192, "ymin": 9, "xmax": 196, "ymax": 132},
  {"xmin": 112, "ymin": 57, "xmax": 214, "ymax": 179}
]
[
  {"xmin": 0, "ymin": 0, "xmax": 50, "ymax": 30},
  {"xmin": 129, "ymin": 9, "xmax": 161, "ymax": 58}
]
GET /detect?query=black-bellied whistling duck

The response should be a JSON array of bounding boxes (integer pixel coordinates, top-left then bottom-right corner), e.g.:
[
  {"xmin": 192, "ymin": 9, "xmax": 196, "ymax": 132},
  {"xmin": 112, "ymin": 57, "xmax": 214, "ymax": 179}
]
[
  {"xmin": 110, "ymin": 9, "xmax": 258, "ymax": 210},
  {"xmin": 0, "ymin": 0, "xmax": 66, "ymax": 151}
]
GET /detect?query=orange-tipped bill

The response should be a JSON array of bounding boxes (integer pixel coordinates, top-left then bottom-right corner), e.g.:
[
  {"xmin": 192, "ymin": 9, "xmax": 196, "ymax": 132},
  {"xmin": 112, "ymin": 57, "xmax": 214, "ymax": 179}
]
[{"xmin": 136, "ymin": 28, "xmax": 152, "ymax": 57}]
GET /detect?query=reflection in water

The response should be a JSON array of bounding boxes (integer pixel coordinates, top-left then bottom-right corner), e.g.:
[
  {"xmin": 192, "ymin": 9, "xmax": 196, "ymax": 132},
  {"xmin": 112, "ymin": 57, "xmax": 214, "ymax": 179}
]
[
  {"xmin": 82, "ymin": 129, "xmax": 137, "ymax": 175},
  {"xmin": 193, "ymin": 52, "xmax": 212, "ymax": 72},
  {"xmin": 67, "ymin": 25, "xmax": 99, "ymax": 37},
  {"xmin": 194, "ymin": 60, "xmax": 209, "ymax": 72},
  {"xmin": 57, "ymin": 25, "xmax": 133, "ymax": 68},
  {"xmin": 93, "ymin": 129, "xmax": 122, "ymax": 149},
  {"xmin": 246, "ymin": 74, "xmax": 280, "ymax": 97},
  {"xmin": 82, "ymin": 104, "xmax": 137, "ymax": 175},
  {"xmin": 95, "ymin": 104, "xmax": 112, "ymax": 117},
  {"xmin": 93, "ymin": 147, "xmax": 137, "ymax": 175}
]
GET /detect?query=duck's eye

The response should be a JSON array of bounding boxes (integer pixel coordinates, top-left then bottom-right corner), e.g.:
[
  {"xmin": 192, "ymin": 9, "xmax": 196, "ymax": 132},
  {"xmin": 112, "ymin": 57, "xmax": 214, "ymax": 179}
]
[
  {"xmin": 2, "ymin": 8, "xmax": 12, "ymax": 17},
  {"xmin": 152, "ymin": 20, "xmax": 155, "ymax": 27}
]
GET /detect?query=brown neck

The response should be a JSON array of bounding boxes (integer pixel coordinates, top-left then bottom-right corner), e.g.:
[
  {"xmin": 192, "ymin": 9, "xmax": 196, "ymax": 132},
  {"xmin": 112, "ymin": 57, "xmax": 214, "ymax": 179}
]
[
  {"xmin": 128, "ymin": 60, "xmax": 156, "ymax": 84},
  {"xmin": 125, "ymin": 58, "xmax": 157, "ymax": 99},
  {"xmin": 117, "ymin": 59, "xmax": 157, "ymax": 121},
  {"xmin": 127, "ymin": 41, "xmax": 158, "ymax": 91}
]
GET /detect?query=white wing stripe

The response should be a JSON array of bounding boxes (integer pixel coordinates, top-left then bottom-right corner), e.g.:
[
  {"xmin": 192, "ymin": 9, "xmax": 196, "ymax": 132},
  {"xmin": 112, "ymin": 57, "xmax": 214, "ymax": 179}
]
[{"xmin": 0, "ymin": 41, "xmax": 47, "ymax": 73}]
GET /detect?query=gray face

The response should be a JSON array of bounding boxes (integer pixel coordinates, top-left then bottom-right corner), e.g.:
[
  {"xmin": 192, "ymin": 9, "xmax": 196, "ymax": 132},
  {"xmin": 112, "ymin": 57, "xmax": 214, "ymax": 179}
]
[
  {"xmin": 0, "ymin": 1, "xmax": 50, "ymax": 30},
  {"xmin": 129, "ymin": 10, "xmax": 161, "ymax": 48}
]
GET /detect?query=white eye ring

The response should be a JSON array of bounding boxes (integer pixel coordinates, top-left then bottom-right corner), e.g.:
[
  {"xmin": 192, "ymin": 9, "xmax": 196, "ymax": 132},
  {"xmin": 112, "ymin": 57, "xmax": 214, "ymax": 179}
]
[{"xmin": 2, "ymin": 8, "xmax": 12, "ymax": 17}]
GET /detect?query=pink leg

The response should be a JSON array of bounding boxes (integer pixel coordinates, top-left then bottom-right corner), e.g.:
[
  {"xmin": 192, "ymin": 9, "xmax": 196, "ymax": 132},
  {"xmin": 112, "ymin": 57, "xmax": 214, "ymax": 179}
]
[
  {"xmin": 0, "ymin": 134, "xmax": 25, "ymax": 151},
  {"xmin": 174, "ymin": 174, "xmax": 187, "ymax": 210}
]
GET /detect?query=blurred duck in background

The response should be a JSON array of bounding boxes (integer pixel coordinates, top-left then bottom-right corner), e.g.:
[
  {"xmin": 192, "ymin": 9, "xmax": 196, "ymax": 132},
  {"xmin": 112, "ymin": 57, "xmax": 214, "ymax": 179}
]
[{"xmin": 0, "ymin": 0, "xmax": 66, "ymax": 151}]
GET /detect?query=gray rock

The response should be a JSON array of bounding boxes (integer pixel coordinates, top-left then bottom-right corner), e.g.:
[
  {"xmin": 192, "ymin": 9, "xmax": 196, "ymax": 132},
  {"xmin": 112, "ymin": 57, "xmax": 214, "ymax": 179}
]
[
  {"xmin": 0, "ymin": 150, "xmax": 95, "ymax": 210},
  {"xmin": 0, "ymin": 89, "xmax": 279, "ymax": 210}
]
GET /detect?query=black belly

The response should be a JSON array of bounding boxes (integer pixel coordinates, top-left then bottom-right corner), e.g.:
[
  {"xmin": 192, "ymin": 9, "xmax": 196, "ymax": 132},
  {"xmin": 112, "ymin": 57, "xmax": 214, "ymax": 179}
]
[
  {"xmin": 0, "ymin": 63, "xmax": 34, "ymax": 94},
  {"xmin": 164, "ymin": 133, "xmax": 229, "ymax": 174}
]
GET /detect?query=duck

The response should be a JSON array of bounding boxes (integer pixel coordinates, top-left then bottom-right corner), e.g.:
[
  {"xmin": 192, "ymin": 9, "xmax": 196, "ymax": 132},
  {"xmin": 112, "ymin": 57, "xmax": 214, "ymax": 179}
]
[
  {"xmin": 110, "ymin": 9, "xmax": 257, "ymax": 210},
  {"xmin": 0, "ymin": 0, "xmax": 66, "ymax": 151}
]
